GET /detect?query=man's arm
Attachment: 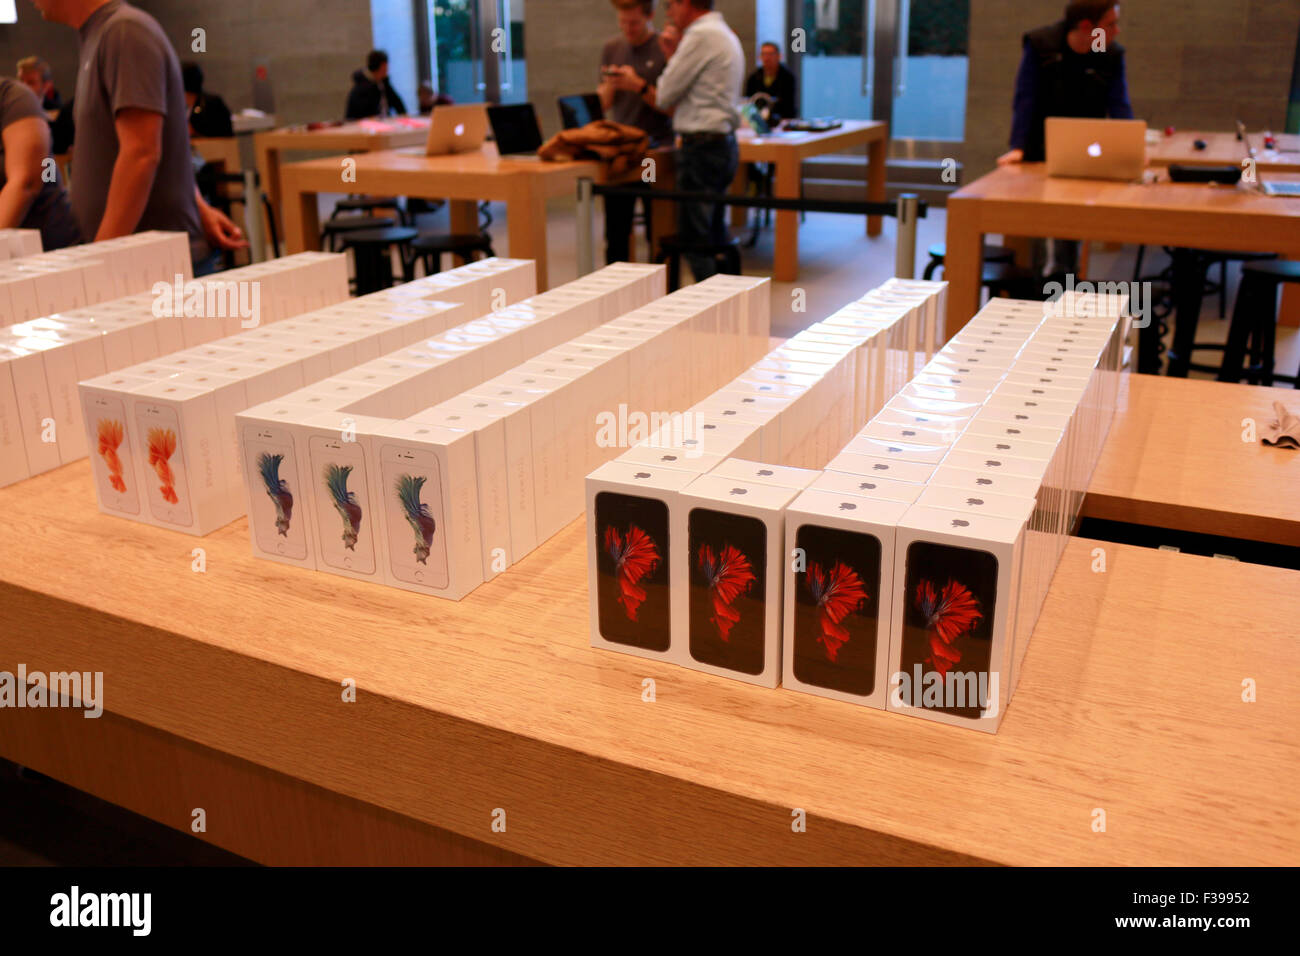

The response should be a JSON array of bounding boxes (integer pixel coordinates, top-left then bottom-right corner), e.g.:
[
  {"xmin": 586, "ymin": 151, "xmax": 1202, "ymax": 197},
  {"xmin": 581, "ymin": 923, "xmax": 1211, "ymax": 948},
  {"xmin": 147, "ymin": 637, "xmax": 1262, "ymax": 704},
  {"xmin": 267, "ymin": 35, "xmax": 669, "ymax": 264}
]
[
  {"xmin": 96, "ymin": 106, "xmax": 162, "ymax": 240},
  {"xmin": 0, "ymin": 116, "xmax": 49, "ymax": 228},
  {"xmin": 653, "ymin": 30, "xmax": 704, "ymax": 113},
  {"xmin": 597, "ymin": 45, "xmax": 616, "ymax": 112},
  {"xmin": 386, "ymin": 80, "xmax": 408, "ymax": 117},
  {"xmin": 1108, "ymin": 55, "xmax": 1134, "ymax": 120},
  {"xmin": 999, "ymin": 43, "xmax": 1037, "ymax": 164}
]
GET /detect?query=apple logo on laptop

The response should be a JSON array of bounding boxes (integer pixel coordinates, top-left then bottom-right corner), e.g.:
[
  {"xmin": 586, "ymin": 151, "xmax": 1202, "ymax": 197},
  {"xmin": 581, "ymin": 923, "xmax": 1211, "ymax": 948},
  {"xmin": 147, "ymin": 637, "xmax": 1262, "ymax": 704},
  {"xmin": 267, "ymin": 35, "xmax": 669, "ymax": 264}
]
[
  {"xmin": 454, "ymin": 123, "xmax": 466, "ymax": 137},
  {"xmin": 1087, "ymin": 142, "xmax": 1102, "ymax": 158}
]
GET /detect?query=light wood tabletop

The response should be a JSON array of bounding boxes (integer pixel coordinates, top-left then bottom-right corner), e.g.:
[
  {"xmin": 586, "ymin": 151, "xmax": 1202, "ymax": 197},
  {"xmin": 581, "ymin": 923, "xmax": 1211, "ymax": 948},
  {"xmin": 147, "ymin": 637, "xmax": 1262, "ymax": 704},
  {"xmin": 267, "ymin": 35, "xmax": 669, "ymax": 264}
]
[
  {"xmin": 279, "ymin": 145, "xmax": 600, "ymax": 292},
  {"xmin": 1, "ymin": 446, "xmax": 1296, "ymax": 865},
  {"xmin": 1085, "ymin": 375, "xmax": 1300, "ymax": 545},
  {"xmin": 734, "ymin": 120, "xmax": 889, "ymax": 280},
  {"xmin": 1147, "ymin": 130, "xmax": 1300, "ymax": 174}
]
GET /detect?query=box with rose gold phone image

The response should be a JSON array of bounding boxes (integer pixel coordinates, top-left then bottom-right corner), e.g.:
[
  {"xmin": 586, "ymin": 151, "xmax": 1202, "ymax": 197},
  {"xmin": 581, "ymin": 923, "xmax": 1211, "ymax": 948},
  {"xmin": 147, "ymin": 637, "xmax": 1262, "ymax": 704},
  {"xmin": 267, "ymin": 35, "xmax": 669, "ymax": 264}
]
[
  {"xmin": 290, "ymin": 411, "xmax": 392, "ymax": 583},
  {"xmin": 671, "ymin": 474, "xmax": 803, "ymax": 688},
  {"xmin": 782, "ymin": 490, "xmax": 910, "ymax": 709},
  {"xmin": 78, "ymin": 373, "xmax": 155, "ymax": 516},
  {"xmin": 366, "ymin": 419, "xmax": 484, "ymax": 600},
  {"xmin": 587, "ymin": 460, "xmax": 698, "ymax": 664},
  {"xmin": 886, "ymin": 505, "xmax": 1025, "ymax": 733}
]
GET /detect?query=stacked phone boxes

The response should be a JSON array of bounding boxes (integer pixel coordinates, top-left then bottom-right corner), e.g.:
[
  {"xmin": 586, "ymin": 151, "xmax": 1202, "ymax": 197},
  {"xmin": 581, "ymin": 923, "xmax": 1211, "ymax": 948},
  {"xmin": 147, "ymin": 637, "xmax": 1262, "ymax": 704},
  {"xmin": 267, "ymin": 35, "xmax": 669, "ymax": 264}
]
[
  {"xmin": 1, "ymin": 253, "xmax": 350, "ymax": 490},
  {"xmin": 0, "ymin": 231, "xmax": 192, "ymax": 323},
  {"xmin": 0, "ymin": 229, "xmax": 42, "ymax": 260},
  {"xmin": 781, "ymin": 291, "xmax": 1126, "ymax": 732},
  {"xmin": 239, "ymin": 266, "xmax": 740, "ymax": 602},
  {"xmin": 587, "ymin": 280, "xmax": 948, "ymax": 686},
  {"xmin": 79, "ymin": 258, "xmax": 540, "ymax": 534}
]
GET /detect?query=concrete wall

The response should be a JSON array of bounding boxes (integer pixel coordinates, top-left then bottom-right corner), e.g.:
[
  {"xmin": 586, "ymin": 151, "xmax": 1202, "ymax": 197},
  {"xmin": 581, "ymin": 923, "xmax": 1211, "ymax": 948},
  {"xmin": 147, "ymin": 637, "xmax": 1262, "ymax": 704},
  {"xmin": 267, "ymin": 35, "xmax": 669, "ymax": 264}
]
[
  {"xmin": 0, "ymin": 7, "xmax": 80, "ymax": 102},
  {"xmin": 964, "ymin": 0, "xmax": 1300, "ymax": 179},
  {"xmin": 528, "ymin": 0, "xmax": 759, "ymax": 139}
]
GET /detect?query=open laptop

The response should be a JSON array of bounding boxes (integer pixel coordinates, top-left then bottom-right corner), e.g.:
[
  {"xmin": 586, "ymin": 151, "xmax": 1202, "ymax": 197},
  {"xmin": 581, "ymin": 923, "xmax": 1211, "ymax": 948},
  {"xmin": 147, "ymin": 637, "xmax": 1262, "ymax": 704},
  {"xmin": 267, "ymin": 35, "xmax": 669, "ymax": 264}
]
[
  {"xmin": 1045, "ymin": 117, "xmax": 1147, "ymax": 181},
  {"xmin": 487, "ymin": 103, "xmax": 545, "ymax": 160},
  {"xmin": 425, "ymin": 104, "xmax": 489, "ymax": 156}
]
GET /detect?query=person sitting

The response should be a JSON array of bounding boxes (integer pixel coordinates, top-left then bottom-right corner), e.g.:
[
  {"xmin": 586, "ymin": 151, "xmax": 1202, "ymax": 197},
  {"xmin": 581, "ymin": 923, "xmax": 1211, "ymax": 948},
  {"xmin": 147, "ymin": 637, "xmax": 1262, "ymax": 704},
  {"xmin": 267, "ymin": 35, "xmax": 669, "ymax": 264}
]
[
  {"xmin": 182, "ymin": 62, "xmax": 233, "ymax": 138},
  {"xmin": 345, "ymin": 50, "xmax": 408, "ymax": 120},
  {"xmin": 17, "ymin": 56, "xmax": 62, "ymax": 111},
  {"xmin": 0, "ymin": 76, "xmax": 81, "ymax": 249},
  {"xmin": 417, "ymin": 83, "xmax": 454, "ymax": 115},
  {"xmin": 744, "ymin": 42, "xmax": 796, "ymax": 122}
]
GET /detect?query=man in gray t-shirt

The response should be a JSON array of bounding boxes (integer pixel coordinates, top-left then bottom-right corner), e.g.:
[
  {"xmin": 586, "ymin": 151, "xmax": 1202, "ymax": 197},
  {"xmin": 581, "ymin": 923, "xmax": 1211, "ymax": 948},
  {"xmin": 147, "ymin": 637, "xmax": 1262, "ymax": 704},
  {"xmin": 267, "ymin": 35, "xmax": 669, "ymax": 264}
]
[
  {"xmin": 598, "ymin": 0, "xmax": 672, "ymax": 263},
  {"xmin": 0, "ymin": 78, "xmax": 81, "ymax": 249},
  {"xmin": 37, "ymin": 0, "xmax": 244, "ymax": 271}
]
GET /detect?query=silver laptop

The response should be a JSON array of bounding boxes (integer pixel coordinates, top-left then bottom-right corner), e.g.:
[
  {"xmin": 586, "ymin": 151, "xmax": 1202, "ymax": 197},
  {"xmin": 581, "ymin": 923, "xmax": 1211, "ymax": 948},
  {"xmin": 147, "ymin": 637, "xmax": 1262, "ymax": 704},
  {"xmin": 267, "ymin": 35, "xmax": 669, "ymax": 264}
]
[
  {"xmin": 1045, "ymin": 117, "xmax": 1147, "ymax": 181},
  {"xmin": 425, "ymin": 104, "xmax": 489, "ymax": 156}
]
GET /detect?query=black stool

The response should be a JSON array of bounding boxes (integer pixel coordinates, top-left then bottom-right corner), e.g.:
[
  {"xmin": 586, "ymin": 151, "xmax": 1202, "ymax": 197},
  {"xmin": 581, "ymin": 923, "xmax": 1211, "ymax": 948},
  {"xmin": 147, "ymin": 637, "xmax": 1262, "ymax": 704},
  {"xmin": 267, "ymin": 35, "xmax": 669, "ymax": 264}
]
[
  {"xmin": 923, "ymin": 242, "xmax": 1016, "ymax": 280},
  {"xmin": 341, "ymin": 226, "xmax": 418, "ymax": 295},
  {"xmin": 405, "ymin": 232, "xmax": 495, "ymax": 280},
  {"xmin": 1204, "ymin": 260, "xmax": 1300, "ymax": 386},
  {"xmin": 981, "ymin": 261, "xmax": 1043, "ymax": 300},
  {"xmin": 321, "ymin": 215, "xmax": 397, "ymax": 252},
  {"xmin": 332, "ymin": 195, "xmax": 404, "ymax": 220},
  {"xmin": 655, "ymin": 234, "xmax": 741, "ymax": 291},
  {"xmin": 1135, "ymin": 245, "xmax": 1277, "ymax": 318}
]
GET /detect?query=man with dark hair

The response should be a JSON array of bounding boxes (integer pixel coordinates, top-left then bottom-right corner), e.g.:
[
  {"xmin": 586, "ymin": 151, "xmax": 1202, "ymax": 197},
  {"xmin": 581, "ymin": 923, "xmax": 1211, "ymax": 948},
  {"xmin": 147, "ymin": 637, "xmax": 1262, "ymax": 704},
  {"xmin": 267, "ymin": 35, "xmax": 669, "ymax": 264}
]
[
  {"xmin": 638, "ymin": 0, "xmax": 744, "ymax": 281},
  {"xmin": 181, "ymin": 61, "xmax": 233, "ymax": 138},
  {"xmin": 345, "ymin": 49, "xmax": 408, "ymax": 120},
  {"xmin": 599, "ymin": 0, "xmax": 672, "ymax": 263},
  {"xmin": 998, "ymin": 0, "xmax": 1131, "ymax": 165},
  {"xmin": 744, "ymin": 41, "xmax": 796, "ymax": 121}
]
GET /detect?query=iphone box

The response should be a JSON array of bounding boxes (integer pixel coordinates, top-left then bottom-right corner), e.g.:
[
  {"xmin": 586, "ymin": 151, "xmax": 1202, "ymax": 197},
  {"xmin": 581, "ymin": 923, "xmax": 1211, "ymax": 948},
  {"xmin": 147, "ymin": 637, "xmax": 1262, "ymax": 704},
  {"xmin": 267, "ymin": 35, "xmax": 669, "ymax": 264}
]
[
  {"xmin": 859, "ymin": 421, "xmax": 958, "ymax": 450},
  {"xmin": 1, "ymin": 339, "xmax": 61, "ymax": 477},
  {"xmin": 366, "ymin": 419, "xmax": 484, "ymax": 600},
  {"xmin": 690, "ymin": 403, "xmax": 779, "ymax": 463},
  {"xmin": 783, "ymin": 490, "xmax": 910, "ymax": 709},
  {"xmin": 0, "ymin": 360, "xmax": 29, "ymax": 487},
  {"xmin": 941, "ymin": 448, "xmax": 1049, "ymax": 482},
  {"xmin": 237, "ymin": 401, "xmax": 320, "ymax": 568},
  {"xmin": 707, "ymin": 457, "xmax": 819, "ymax": 490},
  {"xmin": 587, "ymin": 460, "xmax": 699, "ymax": 663},
  {"xmin": 825, "ymin": 451, "xmax": 935, "ymax": 485},
  {"xmin": 618, "ymin": 443, "xmax": 726, "ymax": 475},
  {"xmin": 80, "ymin": 373, "xmax": 154, "ymax": 515},
  {"xmin": 293, "ymin": 411, "xmax": 391, "ymax": 583},
  {"xmin": 809, "ymin": 469, "xmax": 922, "ymax": 504},
  {"xmin": 124, "ymin": 379, "xmax": 228, "ymax": 534},
  {"xmin": 929, "ymin": 465, "xmax": 1042, "ymax": 501},
  {"xmin": 843, "ymin": 435, "xmax": 949, "ymax": 467},
  {"xmin": 887, "ymin": 505, "xmax": 1025, "ymax": 733},
  {"xmin": 673, "ymin": 474, "xmax": 803, "ymax": 688}
]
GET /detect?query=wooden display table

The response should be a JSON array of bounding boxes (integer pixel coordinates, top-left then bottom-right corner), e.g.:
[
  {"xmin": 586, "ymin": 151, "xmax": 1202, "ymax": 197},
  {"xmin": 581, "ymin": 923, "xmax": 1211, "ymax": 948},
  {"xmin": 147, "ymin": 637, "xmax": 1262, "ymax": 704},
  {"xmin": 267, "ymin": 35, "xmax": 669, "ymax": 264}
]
[
  {"xmin": 1147, "ymin": 129, "xmax": 1300, "ymax": 174},
  {"xmin": 278, "ymin": 146, "xmax": 599, "ymax": 291}
]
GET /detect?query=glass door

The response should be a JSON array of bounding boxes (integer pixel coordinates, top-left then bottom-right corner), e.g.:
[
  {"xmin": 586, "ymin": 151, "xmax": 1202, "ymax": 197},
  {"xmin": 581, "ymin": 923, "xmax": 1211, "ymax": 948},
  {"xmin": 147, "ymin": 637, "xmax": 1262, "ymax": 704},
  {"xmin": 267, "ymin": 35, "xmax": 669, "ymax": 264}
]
[{"xmin": 429, "ymin": 0, "xmax": 526, "ymax": 105}]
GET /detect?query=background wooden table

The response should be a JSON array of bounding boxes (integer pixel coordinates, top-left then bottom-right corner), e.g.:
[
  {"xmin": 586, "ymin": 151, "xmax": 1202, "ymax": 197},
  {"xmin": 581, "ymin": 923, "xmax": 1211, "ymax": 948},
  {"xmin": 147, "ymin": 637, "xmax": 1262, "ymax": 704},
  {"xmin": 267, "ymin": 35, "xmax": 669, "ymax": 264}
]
[
  {"xmin": 1084, "ymin": 376, "xmax": 1300, "ymax": 545},
  {"xmin": 279, "ymin": 146, "xmax": 598, "ymax": 291},
  {"xmin": 735, "ymin": 120, "xmax": 889, "ymax": 281},
  {"xmin": 1147, "ymin": 130, "xmax": 1300, "ymax": 174},
  {"xmin": 2, "ymin": 413, "xmax": 1296, "ymax": 864}
]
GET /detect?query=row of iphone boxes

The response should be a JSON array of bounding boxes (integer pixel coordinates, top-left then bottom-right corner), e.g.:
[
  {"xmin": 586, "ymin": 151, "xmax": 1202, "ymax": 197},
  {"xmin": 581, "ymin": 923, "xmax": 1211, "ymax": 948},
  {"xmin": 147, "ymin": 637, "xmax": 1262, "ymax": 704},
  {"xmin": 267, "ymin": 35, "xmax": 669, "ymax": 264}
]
[
  {"xmin": 232, "ymin": 275, "xmax": 771, "ymax": 600},
  {"xmin": 0, "ymin": 228, "xmax": 42, "ymax": 261},
  {"xmin": 0, "ymin": 253, "xmax": 352, "ymax": 488},
  {"xmin": 0, "ymin": 231, "xmax": 193, "ymax": 323},
  {"xmin": 81, "ymin": 263, "xmax": 656, "ymax": 534},
  {"xmin": 585, "ymin": 293, "xmax": 1128, "ymax": 733}
]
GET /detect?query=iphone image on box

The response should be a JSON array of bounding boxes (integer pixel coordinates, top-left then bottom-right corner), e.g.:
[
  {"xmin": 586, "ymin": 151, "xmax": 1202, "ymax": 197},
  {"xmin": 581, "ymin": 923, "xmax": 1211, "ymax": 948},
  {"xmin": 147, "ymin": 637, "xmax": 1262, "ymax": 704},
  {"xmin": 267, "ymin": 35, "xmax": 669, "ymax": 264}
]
[
  {"xmin": 245, "ymin": 425, "xmax": 309, "ymax": 561},
  {"xmin": 687, "ymin": 507, "xmax": 766, "ymax": 675},
  {"xmin": 135, "ymin": 402, "xmax": 192, "ymax": 527},
  {"xmin": 380, "ymin": 443, "xmax": 449, "ymax": 590},
  {"xmin": 593, "ymin": 491, "xmax": 670, "ymax": 652},
  {"xmin": 87, "ymin": 395, "xmax": 140, "ymax": 516},
  {"xmin": 899, "ymin": 541, "xmax": 999, "ymax": 720},
  {"xmin": 310, "ymin": 435, "xmax": 375, "ymax": 575},
  {"xmin": 791, "ymin": 523, "xmax": 881, "ymax": 698}
]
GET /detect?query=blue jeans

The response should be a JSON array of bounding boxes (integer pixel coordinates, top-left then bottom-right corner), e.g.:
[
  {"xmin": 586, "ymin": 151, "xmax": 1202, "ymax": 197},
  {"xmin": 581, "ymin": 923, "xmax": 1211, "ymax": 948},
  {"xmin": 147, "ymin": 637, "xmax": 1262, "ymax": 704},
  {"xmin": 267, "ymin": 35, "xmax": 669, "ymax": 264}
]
[{"xmin": 675, "ymin": 134, "xmax": 739, "ymax": 281}]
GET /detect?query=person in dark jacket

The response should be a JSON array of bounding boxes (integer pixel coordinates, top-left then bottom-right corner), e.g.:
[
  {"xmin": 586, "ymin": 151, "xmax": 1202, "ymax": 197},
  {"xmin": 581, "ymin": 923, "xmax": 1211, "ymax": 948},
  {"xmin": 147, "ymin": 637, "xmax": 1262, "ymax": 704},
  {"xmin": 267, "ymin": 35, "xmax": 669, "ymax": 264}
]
[
  {"xmin": 998, "ymin": 0, "xmax": 1132, "ymax": 165},
  {"xmin": 182, "ymin": 62, "xmax": 233, "ymax": 138},
  {"xmin": 744, "ymin": 42, "xmax": 796, "ymax": 122},
  {"xmin": 345, "ymin": 50, "xmax": 408, "ymax": 119}
]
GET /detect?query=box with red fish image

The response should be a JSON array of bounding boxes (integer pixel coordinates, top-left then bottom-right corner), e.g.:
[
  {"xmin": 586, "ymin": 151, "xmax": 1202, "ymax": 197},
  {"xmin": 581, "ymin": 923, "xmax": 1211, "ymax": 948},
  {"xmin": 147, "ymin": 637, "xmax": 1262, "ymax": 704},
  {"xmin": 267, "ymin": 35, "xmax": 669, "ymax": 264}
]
[
  {"xmin": 586, "ymin": 461, "xmax": 699, "ymax": 664},
  {"xmin": 886, "ymin": 505, "xmax": 1026, "ymax": 733},
  {"xmin": 782, "ymin": 490, "xmax": 909, "ymax": 709},
  {"xmin": 365, "ymin": 419, "xmax": 484, "ymax": 600},
  {"xmin": 674, "ymin": 474, "xmax": 805, "ymax": 688}
]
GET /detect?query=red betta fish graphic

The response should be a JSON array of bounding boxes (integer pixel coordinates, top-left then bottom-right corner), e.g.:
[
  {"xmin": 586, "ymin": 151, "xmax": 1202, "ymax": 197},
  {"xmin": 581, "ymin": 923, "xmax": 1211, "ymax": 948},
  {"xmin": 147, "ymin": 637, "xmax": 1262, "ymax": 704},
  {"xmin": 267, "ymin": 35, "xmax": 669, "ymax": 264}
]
[
  {"xmin": 805, "ymin": 561, "xmax": 868, "ymax": 662},
  {"xmin": 913, "ymin": 579, "xmax": 982, "ymax": 677},
  {"xmin": 696, "ymin": 543, "xmax": 756, "ymax": 641},
  {"xmin": 603, "ymin": 524, "xmax": 660, "ymax": 621}
]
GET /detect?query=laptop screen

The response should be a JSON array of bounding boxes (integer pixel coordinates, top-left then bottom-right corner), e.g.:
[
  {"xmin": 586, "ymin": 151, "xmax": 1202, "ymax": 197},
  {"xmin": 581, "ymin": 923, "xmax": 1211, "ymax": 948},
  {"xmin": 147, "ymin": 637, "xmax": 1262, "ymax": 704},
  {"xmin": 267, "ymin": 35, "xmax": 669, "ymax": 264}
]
[{"xmin": 488, "ymin": 104, "xmax": 544, "ymax": 156}]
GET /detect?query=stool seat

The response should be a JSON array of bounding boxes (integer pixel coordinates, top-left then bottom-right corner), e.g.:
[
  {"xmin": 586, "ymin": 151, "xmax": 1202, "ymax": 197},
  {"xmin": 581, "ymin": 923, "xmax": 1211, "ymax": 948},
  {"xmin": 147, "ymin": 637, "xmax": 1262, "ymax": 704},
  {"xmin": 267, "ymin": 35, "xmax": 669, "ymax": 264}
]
[
  {"xmin": 340, "ymin": 226, "xmax": 419, "ymax": 246},
  {"xmin": 406, "ymin": 231, "xmax": 496, "ymax": 278},
  {"xmin": 332, "ymin": 196, "xmax": 400, "ymax": 214},
  {"xmin": 1240, "ymin": 259, "xmax": 1300, "ymax": 282},
  {"xmin": 923, "ymin": 243, "xmax": 1016, "ymax": 280},
  {"xmin": 340, "ymin": 227, "xmax": 418, "ymax": 296},
  {"xmin": 321, "ymin": 215, "xmax": 397, "ymax": 252},
  {"xmin": 1196, "ymin": 257, "xmax": 1300, "ymax": 386}
]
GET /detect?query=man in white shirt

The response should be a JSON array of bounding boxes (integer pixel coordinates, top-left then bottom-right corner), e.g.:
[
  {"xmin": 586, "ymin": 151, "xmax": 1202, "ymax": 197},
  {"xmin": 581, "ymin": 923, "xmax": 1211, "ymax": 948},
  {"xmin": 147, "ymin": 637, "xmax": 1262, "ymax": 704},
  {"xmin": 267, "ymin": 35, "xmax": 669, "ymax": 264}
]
[{"xmin": 637, "ymin": 0, "xmax": 743, "ymax": 280}]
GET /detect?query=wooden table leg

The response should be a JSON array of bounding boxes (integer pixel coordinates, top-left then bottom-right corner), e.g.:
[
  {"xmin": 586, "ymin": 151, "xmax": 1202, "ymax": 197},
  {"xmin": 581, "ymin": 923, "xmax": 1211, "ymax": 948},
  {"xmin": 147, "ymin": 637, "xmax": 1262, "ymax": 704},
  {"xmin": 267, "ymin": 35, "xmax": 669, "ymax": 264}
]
[
  {"xmin": 943, "ymin": 197, "xmax": 982, "ymax": 339},
  {"xmin": 866, "ymin": 136, "xmax": 887, "ymax": 237},
  {"xmin": 773, "ymin": 158, "xmax": 801, "ymax": 282},
  {"xmin": 281, "ymin": 178, "xmax": 320, "ymax": 255},
  {"xmin": 254, "ymin": 137, "xmax": 282, "ymax": 239},
  {"xmin": 729, "ymin": 163, "xmax": 748, "ymax": 230},
  {"xmin": 449, "ymin": 200, "xmax": 479, "ymax": 267},
  {"xmin": 508, "ymin": 187, "xmax": 551, "ymax": 290}
]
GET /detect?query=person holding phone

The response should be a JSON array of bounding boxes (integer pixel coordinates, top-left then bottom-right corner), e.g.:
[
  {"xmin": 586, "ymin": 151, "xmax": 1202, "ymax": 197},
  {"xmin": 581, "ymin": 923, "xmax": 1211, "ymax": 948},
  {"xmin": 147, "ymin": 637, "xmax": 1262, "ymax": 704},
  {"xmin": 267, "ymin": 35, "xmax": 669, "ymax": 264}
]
[{"xmin": 598, "ymin": 0, "xmax": 672, "ymax": 264}]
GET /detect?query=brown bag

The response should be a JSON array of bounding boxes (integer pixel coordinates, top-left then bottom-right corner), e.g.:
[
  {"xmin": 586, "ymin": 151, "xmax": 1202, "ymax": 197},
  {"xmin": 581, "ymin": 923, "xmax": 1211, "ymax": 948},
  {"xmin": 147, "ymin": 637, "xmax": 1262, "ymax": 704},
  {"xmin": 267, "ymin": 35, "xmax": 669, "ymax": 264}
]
[{"xmin": 538, "ymin": 120, "xmax": 650, "ymax": 177}]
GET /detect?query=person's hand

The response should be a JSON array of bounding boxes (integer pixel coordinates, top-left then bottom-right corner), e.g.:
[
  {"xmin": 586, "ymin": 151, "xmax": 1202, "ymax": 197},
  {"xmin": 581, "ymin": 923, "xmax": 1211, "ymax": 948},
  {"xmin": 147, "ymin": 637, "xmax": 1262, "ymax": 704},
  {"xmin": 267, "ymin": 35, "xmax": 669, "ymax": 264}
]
[
  {"xmin": 197, "ymin": 197, "xmax": 248, "ymax": 250},
  {"xmin": 606, "ymin": 65, "xmax": 646, "ymax": 93},
  {"xmin": 996, "ymin": 148, "xmax": 1024, "ymax": 166}
]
